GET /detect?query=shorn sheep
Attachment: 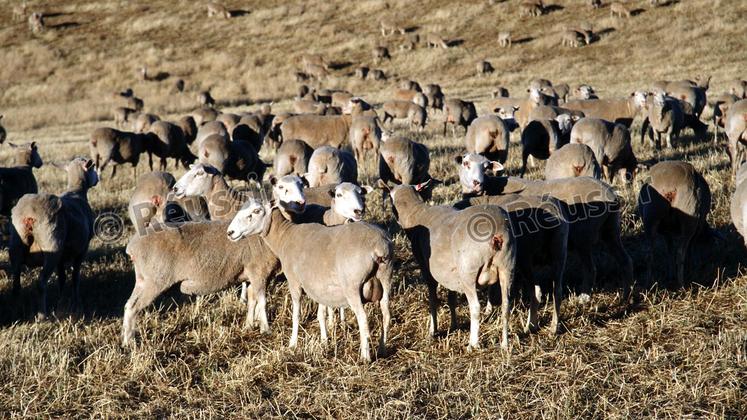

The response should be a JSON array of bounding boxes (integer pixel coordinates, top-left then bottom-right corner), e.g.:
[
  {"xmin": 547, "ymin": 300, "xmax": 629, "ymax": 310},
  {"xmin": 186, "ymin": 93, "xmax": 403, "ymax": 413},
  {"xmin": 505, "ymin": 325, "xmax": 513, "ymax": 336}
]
[
  {"xmin": 384, "ymin": 181, "xmax": 516, "ymax": 348},
  {"xmin": 9, "ymin": 158, "xmax": 99, "ymax": 319},
  {"xmin": 227, "ymin": 198, "xmax": 394, "ymax": 362},
  {"xmin": 0, "ymin": 142, "xmax": 43, "ymax": 217}
]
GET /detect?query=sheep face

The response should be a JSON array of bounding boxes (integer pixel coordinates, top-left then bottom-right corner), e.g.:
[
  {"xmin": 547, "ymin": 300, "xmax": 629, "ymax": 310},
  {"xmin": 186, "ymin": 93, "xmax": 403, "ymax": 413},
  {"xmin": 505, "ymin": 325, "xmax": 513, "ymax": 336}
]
[
  {"xmin": 66, "ymin": 157, "xmax": 98, "ymax": 189},
  {"xmin": 330, "ymin": 183, "xmax": 372, "ymax": 222},
  {"xmin": 455, "ymin": 153, "xmax": 504, "ymax": 195},
  {"xmin": 10, "ymin": 142, "xmax": 43, "ymax": 168},
  {"xmin": 555, "ymin": 114, "xmax": 576, "ymax": 134},
  {"xmin": 632, "ymin": 91, "xmax": 649, "ymax": 110},
  {"xmin": 271, "ymin": 175, "xmax": 306, "ymax": 214},
  {"xmin": 173, "ymin": 164, "xmax": 215, "ymax": 198},
  {"xmin": 576, "ymin": 85, "xmax": 595, "ymax": 99},
  {"xmin": 227, "ymin": 199, "xmax": 270, "ymax": 241}
]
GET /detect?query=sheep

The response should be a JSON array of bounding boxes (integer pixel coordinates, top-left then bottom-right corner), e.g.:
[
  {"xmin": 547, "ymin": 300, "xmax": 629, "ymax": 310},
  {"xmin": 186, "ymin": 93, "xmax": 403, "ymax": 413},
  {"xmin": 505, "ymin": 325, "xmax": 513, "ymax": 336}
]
[
  {"xmin": 400, "ymin": 80, "xmax": 422, "ymax": 92},
  {"xmin": 381, "ymin": 101, "xmax": 427, "ymax": 131},
  {"xmin": 654, "ymin": 79, "xmax": 709, "ymax": 119},
  {"xmin": 216, "ymin": 113, "xmax": 241, "ymax": 134},
  {"xmin": 519, "ymin": 1, "xmax": 544, "ymax": 17},
  {"xmin": 324, "ymin": 183, "xmax": 373, "ymax": 224},
  {"xmin": 293, "ymin": 98, "xmax": 330, "ymax": 115},
  {"xmin": 193, "ymin": 106, "xmax": 220, "ymax": 126},
  {"xmin": 355, "ymin": 67, "xmax": 369, "ymax": 79},
  {"xmin": 372, "ymin": 46, "xmax": 391, "ymax": 63},
  {"xmin": 394, "ymin": 89, "xmax": 428, "ymax": 108},
  {"xmin": 383, "ymin": 182, "xmax": 516, "ymax": 348},
  {"xmin": 379, "ymin": 134, "xmax": 431, "ymax": 191},
  {"xmin": 726, "ymin": 99, "xmax": 747, "ymax": 177},
  {"xmin": 89, "ymin": 127, "xmax": 146, "ymax": 179},
  {"xmin": 564, "ymin": 91, "xmax": 648, "ymax": 128},
  {"xmin": 198, "ymin": 90, "xmax": 215, "ymax": 108},
  {"xmin": 638, "ymin": 161, "xmax": 711, "ymax": 288},
  {"xmin": 641, "ymin": 91, "xmax": 685, "ymax": 149},
  {"xmin": 274, "ymin": 139, "xmax": 313, "ymax": 177},
  {"xmin": 443, "ymin": 99, "xmax": 478, "ymax": 136},
  {"xmin": 544, "ymin": 143, "xmax": 601, "ymax": 180},
  {"xmin": 492, "ymin": 87, "xmax": 510, "ymax": 98},
  {"xmin": 423, "ymin": 84, "xmax": 444, "ymax": 111},
  {"xmin": 589, "ymin": 0, "xmax": 602, "ymax": 8},
  {"xmin": 519, "ymin": 115, "xmax": 577, "ymax": 177},
  {"xmin": 128, "ymin": 171, "xmax": 207, "ymax": 236},
  {"xmin": 174, "ymin": 79, "xmax": 185, "ymax": 93},
  {"xmin": 729, "ymin": 80, "xmax": 747, "ymax": 99},
  {"xmin": 132, "ymin": 113, "xmax": 160, "ymax": 134},
  {"xmin": 207, "ymin": 2, "xmax": 231, "ymax": 18},
  {"xmin": 305, "ymin": 63, "xmax": 330, "ymax": 80},
  {"xmin": 197, "ymin": 134, "xmax": 268, "ymax": 183},
  {"xmin": 123, "ymin": 220, "xmax": 280, "ymax": 345},
  {"xmin": 369, "ymin": 69, "xmax": 387, "ymax": 81},
  {"xmin": 193, "ymin": 120, "xmax": 228, "ymax": 154},
  {"xmin": 455, "ymin": 153, "xmax": 633, "ymax": 295},
  {"xmin": 280, "ymin": 114, "xmax": 353, "ymax": 149},
  {"xmin": 476, "ymin": 60, "xmax": 494, "ymax": 75},
  {"xmin": 127, "ymin": 96, "xmax": 144, "ymax": 112},
  {"xmin": 305, "ymin": 146, "xmax": 358, "ymax": 187},
  {"xmin": 0, "ymin": 115, "xmax": 5, "ymax": 144},
  {"xmin": 573, "ymin": 84, "xmax": 598, "ymax": 100},
  {"xmin": 331, "ymin": 91, "xmax": 354, "ymax": 109},
  {"xmin": 452, "ymin": 193, "xmax": 568, "ymax": 334},
  {"xmin": 401, "ymin": 33, "xmax": 419, "ymax": 50},
  {"xmin": 28, "ymin": 12, "xmax": 44, "ymax": 33},
  {"xmin": 380, "ymin": 19, "xmax": 405, "ymax": 36},
  {"xmin": 9, "ymin": 158, "xmax": 99, "ymax": 319},
  {"xmin": 464, "ymin": 116, "xmax": 512, "ymax": 164},
  {"xmin": 498, "ymin": 32, "xmax": 512, "ymax": 48},
  {"xmin": 0, "ymin": 142, "xmax": 43, "ymax": 217},
  {"xmin": 226, "ymin": 198, "xmax": 394, "ymax": 362},
  {"xmin": 177, "ymin": 115, "xmax": 198, "ymax": 147},
  {"xmin": 560, "ymin": 30, "xmax": 586, "ymax": 48},
  {"xmin": 570, "ymin": 118, "xmax": 638, "ymax": 184},
  {"xmin": 146, "ymin": 120, "xmax": 196, "ymax": 170},
  {"xmin": 299, "ymin": 53, "xmax": 328, "ymax": 70},
  {"xmin": 731, "ymin": 162, "xmax": 747, "ymax": 246},
  {"xmin": 113, "ymin": 107, "xmax": 137, "ymax": 129},
  {"xmin": 349, "ymin": 116, "xmax": 382, "ymax": 166},
  {"xmin": 173, "ymin": 163, "xmax": 250, "ymax": 222},
  {"xmin": 610, "ymin": 2, "xmax": 632, "ymax": 18},
  {"xmin": 13, "ymin": 2, "xmax": 27, "ymax": 21},
  {"xmin": 425, "ymin": 33, "xmax": 449, "ymax": 49}
]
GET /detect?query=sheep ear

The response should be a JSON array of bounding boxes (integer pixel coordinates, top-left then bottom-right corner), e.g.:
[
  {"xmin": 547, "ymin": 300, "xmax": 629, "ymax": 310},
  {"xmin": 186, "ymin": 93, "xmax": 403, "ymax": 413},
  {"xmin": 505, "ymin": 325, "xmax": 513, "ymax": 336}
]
[
  {"xmin": 84, "ymin": 159, "xmax": 94, "ymax": 169},
  {"xmin": 454, "ymin": 155, "xmax": 463, "ymax": 164},
  {"xmin": 203, "ymin": 150, "xmax": 210, "ymax": 158},
  {"xmin": 488, "ymin": 161, "xmax": 504, "ymax": 173},
  {"xmin": 300, "ymin": 176, "xmax": 310, "ymax": 187},
  {"xmin": 30, "ymin": 141, "xmax": 37, "ymax": 149},
  {"xmin": 327, "ymin": 189, "xmax": 336, "ymax": 198},
  {"xmin": 361, "ymin": 185, "xmax": 374, "ymax": 195},
  {"xmin": 414, "ymin": 179, "xmax": 431, "ymax": 192}
]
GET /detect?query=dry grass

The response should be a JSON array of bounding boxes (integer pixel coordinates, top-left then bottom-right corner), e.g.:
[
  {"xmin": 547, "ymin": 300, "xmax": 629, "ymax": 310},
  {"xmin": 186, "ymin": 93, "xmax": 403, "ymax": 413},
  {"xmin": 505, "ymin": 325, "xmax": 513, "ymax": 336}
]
[{"xmin": 0, "ymin": 0, "xmax": 746, "ymax": 417}]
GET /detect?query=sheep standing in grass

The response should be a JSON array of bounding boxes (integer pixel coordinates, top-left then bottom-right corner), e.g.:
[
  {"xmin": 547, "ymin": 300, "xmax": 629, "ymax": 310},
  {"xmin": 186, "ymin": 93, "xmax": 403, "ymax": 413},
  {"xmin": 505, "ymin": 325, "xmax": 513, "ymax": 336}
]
[
  {"xmin": 274, "ymin": 139, "xmax": 313, "ymax": 177},
  {"xmin": 544, "ymin": 143, "xmax": 601, "ymax": 180},
  {"xmin": 146, "ymin": 120, "xmax": 196, "ymax": 170},
  {"xmin": 464, "ymin": 115, "xmax": 512, "ymax": 165},
  {"xmin": 382, "ymin": 100, "xmax": 427, "ymax": 131},
  {"xmin": 226, "ymin": 198, "xmax": 394, "ymax": 362},
  {"xmin": 386, "ymin": 182, "xmax": 516, "ymax": 348},
  {"xmin": 127, "ymin": 96, "xmax": 144, "ymax": 112},
  {"xmin": 372, "ymin": 46, "xmax": 391, "ymax": 63},
  {"xmin": 570, "ymin": 118, "xmax": 638, "ymax": 184},
  {"xmin": 0, "ymin": 142, "xmax": 43, "ymax": 217},
  {"xmin": 207, "ymin": 2, "xmax": 231, "ymax": 18},
  {"xmin": 519, "ymin": 115, "xmax": 577, "ymax": 177},
  {"xmin": 498, "ymin": 32, "xmax": 512, "ymax": 48},
  {"xmin": 564, "ymin": 91, "xmax": 648, "ymax": 128},
  {"xmin": 638, "ymin": 161, "xmax": 711, "ymax": 288},
  {"xmin": 89, "ymin": 127, "xmax": 146, "ymax": 179},
  {"xmin": 641, "ymin": 91, "xmax": 684, "ymax": 149},
  {"xmin": 349, "ymin": 116, "xmax": 382, "ymax": 167},
  {"xmin": 305, "ymin": 146, "xmax": 358, "ymax": 187},
  {"xmin": 113, "ymin": 107, "xmax": 137, "ymax": 129},
  {"xmin": 443, "ymin": 99, "xmax": 478, "ymax": 136},
  {"xmin": 560, "ymin": 30, "xmax": 586, "ymax": 48},
  {"xmin": 610, "ymin": 2, "xmax": 632, "ymax": 18},
  {"xmin": 726, "ymin": 99, "xmax": 747, "ymax": 177},
  {"xmin": 28, "ymin": 12, "xmax": 44, "ymax": 33},
  {"xmin": 423, "ymin": 84, "xmax": 444, "ymax": 111},
  {"xmin": 379, "ymin": 135, "xmax": 431, "ymax": 203},
  {"xmin": 425, "ymin": 33, "xmax": 449, "ymax": 49},
  {"xmin": 9, "ymin": 158, "xmax": 98, "ymax": 319},
  {"xmin": 280, "ymin": 114, "xmax": 353, "ymax": 149},
  {"xmin": 519, "ymin": 1, "xmax": 544, "ymax": 17}
]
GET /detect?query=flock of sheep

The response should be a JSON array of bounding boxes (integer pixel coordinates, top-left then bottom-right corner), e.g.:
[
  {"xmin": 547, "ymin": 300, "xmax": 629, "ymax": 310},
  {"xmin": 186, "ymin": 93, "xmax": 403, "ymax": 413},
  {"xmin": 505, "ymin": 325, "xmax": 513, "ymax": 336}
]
[{"xmin": 3, "ymin": 1, "xmax": 747, "ymax": 363}]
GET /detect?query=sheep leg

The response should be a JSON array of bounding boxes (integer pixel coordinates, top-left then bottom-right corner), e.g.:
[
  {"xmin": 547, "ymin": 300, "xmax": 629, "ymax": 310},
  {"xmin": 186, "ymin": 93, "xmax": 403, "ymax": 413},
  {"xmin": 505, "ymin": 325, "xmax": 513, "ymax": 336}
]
[
  {"xmin": 288, "ymin": 281, "xmax": 302, "ymax": 349},
  {"xmin": 36, "ymin": 257, "xmax": 59, "ymax": 320},
  {"xmin": 122, "ymin": 276, "xmax": 170, "ymax": 346},
  {"xmin": 447, "ymin": 291, "xmax": 458, "ymax": 332},
  {"xmin": 378, "ymin": 274, "xmax": 392, "ymax": 356},
  {"xmin": 426, "ymin": 275, "xmax": 439, "ymax": 338},
  {"xmin": 110, "ymin": 164, "xmax": 117, "ymax": 178},
  {"xmin": 674, "ymin": 234, "xmax": 693, "ymax": 289},
  {"xmin": 57, "ymin": 263, "xmax": 67, "ymax": 293},
  {"xmin": 317, "ymin": 304, "xmax": 328, "ymax": 344},
  {"xmin": 147, "ymin": 152, "xmax": 154, "ymax": 171},
  {"xmin": 498, "ymin": 267, "xmax": 512, "ymax": 350},
  {"xmin": 71, "ymin": 256, "xmax": 83, "ymax": 312},
  {"xmin": 520, "ymin": 151, "xmax": 529, "ymax": 178},
  {"xmin": 523, "ymin": 264, "xmax": 540, "ymax": 334},
  {"xmin": 576, "ymin": 243, "xmax": 596, "ymax": 295},
  {"xmin": 255, "ymin": 283, "xmax": 269, "ymax": 334},
  {"xmin": 348, "ymin": 297, "xmax": 370, "ymax": 362},
  {"xmin": 643, "ymin": 221, "xmax": 660, "ymax": 289},
  {"xmin": 243, "ymin": 283, "xmax": 257, "ymax": 329},
  {"xmin": 465, "ymin": 288, "xmax": 481, "ymax": 349},
  {"xmin": 604, "ymin": 220, "xmax": 634, "ymax": 302},
  {"xmin": 160, "ymin": 157, "xmax": 167, "ymax": 171},
  {"xmin": 240, "ymin": 282, "xmax": 248, "ymax": 302}
]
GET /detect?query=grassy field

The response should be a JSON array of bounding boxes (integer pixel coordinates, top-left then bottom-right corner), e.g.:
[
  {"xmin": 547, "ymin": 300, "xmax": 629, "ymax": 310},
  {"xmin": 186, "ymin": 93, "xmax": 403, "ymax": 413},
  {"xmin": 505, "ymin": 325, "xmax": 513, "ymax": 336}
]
[{"xmin": 1, "ymin": 0, "xmax": 746, "ymax": 417}]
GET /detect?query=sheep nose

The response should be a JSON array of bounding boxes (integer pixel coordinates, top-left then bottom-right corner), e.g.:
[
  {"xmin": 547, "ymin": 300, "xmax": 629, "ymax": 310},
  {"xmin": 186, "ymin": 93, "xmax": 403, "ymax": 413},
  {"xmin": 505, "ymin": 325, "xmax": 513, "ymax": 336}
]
[
  {"xmin": 354, "ymin": 209, "xmax": 363, "ymax": 216},
  {"xmin": 227, "ymin": 230, "xmax": 234, "ymax": 237},
  {"xmin": 172, "ymin": 186, "xmax": 178, "ymax": 192},
  {"xmin": 472, "ymin": 180, "xmax": 481, "ymax": 187}
]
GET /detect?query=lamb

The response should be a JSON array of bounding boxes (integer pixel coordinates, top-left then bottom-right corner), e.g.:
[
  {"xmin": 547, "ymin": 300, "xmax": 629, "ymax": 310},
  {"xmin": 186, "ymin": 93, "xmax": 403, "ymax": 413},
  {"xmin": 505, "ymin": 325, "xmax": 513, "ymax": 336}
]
[
  {"xmin": 520, "ymin": 115, "xmax": 577, "ymax": 177},
  {"xmin": 498, "ymin": 32, "xmax": 512, "ymax": 48},
  {"xmin": 0, "ymin": 142, "xmax": 43, "ymax": 217},
  {"xmin": 381, "ymin": 100, "xmax": 427, "ymax": 131},
  {"xmin": 127, "ymin": 96, "xmax": 144, "ymax": 112},
  {"xmin": 464, "ymin": 115, "xmax": 512, "ymax": 164},
  {"xmin": 641, "ymin": 91, "xmax": 684, "ymax": 149},
  {"xmin": 452, "ymin": 193, "xmax": 568, "ymax": 334},
  {"xmin": 123, "ymin": 220, "xmax": 281, "ymax": 344},
  {"xmin": 132, "ymin": 113, "xmax": 160, "ymax": 134},
  {"xmin": 89, "ymin": 127, "xmax": 146, "ymax": 179},
  {"xmin": 146, "ymin": 120, "xmax": 196, "ymax": 170},
  {"xmin": 380, "ymin": 19, "xmax": 405, "ymax": 36},
  {"xmin": 477, "ymin": 60, "xmax": 494, "ymax": 75},
  {"xmin": 28, "ymin": 12, "xmax": 44, "ymax": 33},
  {"xmin": 564, "ymin": 91, "xmax": 648, "ymax": 128},
  {"xmin": 544, "ymin": 143, "xmax": 601, "ymax": 180},
  {"xmin": 425, "ymin": 34, "xmax": 450, "ymax": 49},
  {"xmin": 274, "ymin": 139, "xmax": 313, "ymax": 177},
  {"xmin": 638, "ymin": 161, "xmax": 711, "ymax": 288},
  {"xmin": 455, "ymin": 153, "xmax": 632, "ymax": 294},
  {"xmin": 226, "ymin": 198, "xmax": 394, "ymax": 362},
  {"xmin": 610, "ymin": 2, "xmax": 632, "ymax": 18},
  {"xmin": 726, "ymin": 99, "xmax": 747, "ymax": 177},
  {"xmin": 128, "ymin": 171, "xmax": 207, "ymax": 236},
  {"xmin": 519, "ymin": 1, "xmax": 544, "ymax": 17},
  {"xmin": 372, "ymin": 46, "xmax": 391, "ymax": 63},
  {"xmin": 0, "ymin": 115, "xmax": 5, "ymax": 144},
  {"xmin": 570, "ymin": 118, "xmax": 638, "ymax": 184},
  {"xmin": 443, "ymin": 99, "xmax": 478, "ymax": 136},
  {"xmin": 305, "ymin": 146, "xmax": 358, "ymax": 187},
  {"xmin": 730, "ymin": 162, "xmax": 747, "ymax": 246},
  {"xmin": 423, "ymin": 84, "xmax": 444, "ymax": 110},
  {"xmin": 384, "ymin": 182, "xmax": 516, "ymax": 348},
  {"xmin": 207, "ymin": 2, "xmax": 231, "ymax": 18},
  {"xmin": 280, "ymin": 114, "xmax": 353, "ymax": 149},
  {"xmin": 9, "ymin": 158, "xmax": 99, "ymax": 319},
  {"xmin": 394, "ymin": 89, "xmax": 428, "ymax": 108},
  {"xmin": 113, "ymin": 107, "xmax": 137, "ymax": 129},
  {"xmin": 349, "ymin": 115, "xmax": 382, "ymax": 166}
]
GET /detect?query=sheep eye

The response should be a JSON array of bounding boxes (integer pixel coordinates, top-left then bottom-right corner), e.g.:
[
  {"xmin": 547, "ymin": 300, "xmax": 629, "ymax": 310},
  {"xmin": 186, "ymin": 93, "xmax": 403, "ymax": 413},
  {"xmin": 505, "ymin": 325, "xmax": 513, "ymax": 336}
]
[
  {"xmin": 253, "ymin": 208, "xmax": 261, "ymax": 214},
  {"xmin": 278, "ymin": 185, "xmax": 284, "ymax": 190}
]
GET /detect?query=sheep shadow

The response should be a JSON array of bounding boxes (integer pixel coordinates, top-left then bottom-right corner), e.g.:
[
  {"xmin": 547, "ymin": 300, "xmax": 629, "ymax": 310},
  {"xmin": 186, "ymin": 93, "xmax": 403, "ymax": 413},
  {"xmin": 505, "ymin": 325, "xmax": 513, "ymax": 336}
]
[
  {"xmin": 48, "ymin": 21, "xmax": 81, "ymax": 30},
  {"xmin": 513, "ymin": 36, "xmax": 534, "ymax": 45},
  {"xmin": 653, "ymin": 0, "xmax": 680, "ymax": 6},
  {"xmin": 42, "ymin": 12, "xmax": 71, "ymax": 18},
  {"xmin": 631, "ymin": 8, "xmax": 646, "ymax": 16},
  {"xmin": 596, "ymin": 27, "xmax": 616, "ymax": 39},
  {"xmin": 328, "ymin": 61, "xmax": 353, "ymax": 71},
  {"xmin": 446, "ymin": 39, "xmax": 465, "ymax": 47},
  {"xmin": 150, "ymin": 71, "xmax": 170, "ymax": 82},
  {"xmin": 403, "ymin": 26, "xmax": 420, "ymax": 33},
  {"xmin": 228, "ymin": 9, "xmax": 251, "ymax": 17},
  {"xmin": 543, "ymin": 4, "xmax": 564, "ymax": 13}
]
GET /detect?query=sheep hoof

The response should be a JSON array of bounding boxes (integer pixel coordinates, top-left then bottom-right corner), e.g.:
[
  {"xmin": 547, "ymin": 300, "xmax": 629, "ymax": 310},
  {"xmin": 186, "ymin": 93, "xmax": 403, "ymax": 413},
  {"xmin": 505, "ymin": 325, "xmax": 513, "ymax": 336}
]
[
  {"xmin": 577, "ymin": 293, "xmax": 591, "ymax": 305},
  {"xmin": 35, "ymin": 312, "xmax": 47, "ymax": 322},
  {"xmin": 467, "ymin": 343, "xmax": 480, "ymax": 351},
  {"xmin": 524, "ymin": 324, "xmax": 539, "ymax": 334}
]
